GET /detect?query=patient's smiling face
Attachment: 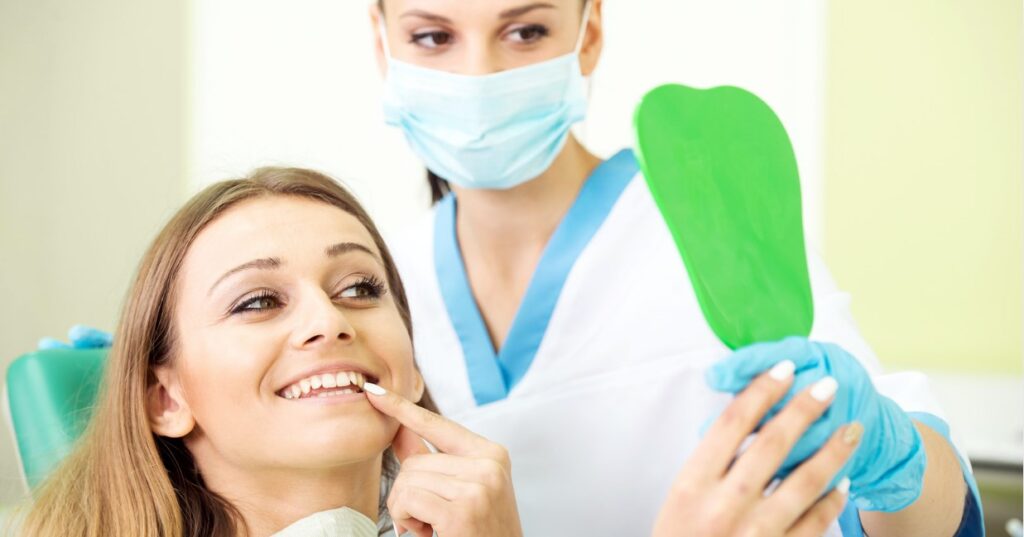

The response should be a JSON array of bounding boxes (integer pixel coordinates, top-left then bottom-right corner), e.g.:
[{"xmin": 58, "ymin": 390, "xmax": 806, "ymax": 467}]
[{"xmin": 151, "ymin": 195, "xmax": 422, "ymax": 475}]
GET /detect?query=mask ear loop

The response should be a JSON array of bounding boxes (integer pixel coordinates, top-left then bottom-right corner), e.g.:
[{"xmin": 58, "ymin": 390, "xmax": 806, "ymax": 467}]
[
  {"xmin": 573, "ymin": 0, "xmax": 594, "ymax": 54},
  {"xmin": 573, "ymin": 0, "xmax": 594, "ymax": 145},
  {"xmin": 377, "ymin": 15, "xmax": 394, "ymax": 62}
]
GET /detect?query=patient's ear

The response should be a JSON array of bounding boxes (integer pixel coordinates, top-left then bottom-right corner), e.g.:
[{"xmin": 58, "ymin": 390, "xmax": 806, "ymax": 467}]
[{"xmin": 147, "ymin": 365, "xmax": 195, "ymax": 438}]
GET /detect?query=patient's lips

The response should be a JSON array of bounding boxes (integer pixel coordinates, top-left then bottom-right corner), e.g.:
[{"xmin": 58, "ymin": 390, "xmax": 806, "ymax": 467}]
[{"xmin": 277, "ymin": 370, "xmax": 372, "ymax": 400}]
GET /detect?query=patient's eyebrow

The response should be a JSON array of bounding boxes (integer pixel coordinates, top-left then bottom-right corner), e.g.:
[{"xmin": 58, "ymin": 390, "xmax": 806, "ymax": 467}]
[
  {"xmin": 325, "ymin": 241, "xmax": 381, "ymax": 264},
  {"xmin": 208, "ymin": 257, "xmax": 281, "ymax": 296}
]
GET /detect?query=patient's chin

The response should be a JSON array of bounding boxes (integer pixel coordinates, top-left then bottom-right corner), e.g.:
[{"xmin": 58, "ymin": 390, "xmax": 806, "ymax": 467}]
[{"xmin": 267, "ymin": 416, "xmax": 398, "ymax": 469}]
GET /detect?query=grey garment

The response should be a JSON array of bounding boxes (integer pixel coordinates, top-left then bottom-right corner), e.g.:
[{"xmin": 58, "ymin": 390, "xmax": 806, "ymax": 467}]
[{"xmin": 271, "ymin": 507, "xmax": 379, "ymax": 537}]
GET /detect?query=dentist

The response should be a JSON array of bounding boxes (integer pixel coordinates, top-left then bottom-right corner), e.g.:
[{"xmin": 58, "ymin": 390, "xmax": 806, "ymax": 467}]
[{"xmin": 372, "ymin": 0, "xmax": 982, "ymax": 535}]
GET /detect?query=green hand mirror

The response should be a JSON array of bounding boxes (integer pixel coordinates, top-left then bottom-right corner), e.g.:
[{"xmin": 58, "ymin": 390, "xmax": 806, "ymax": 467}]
[{"xmin": 633, "ymin": 84, "xmax": 813, "ymax": 349}]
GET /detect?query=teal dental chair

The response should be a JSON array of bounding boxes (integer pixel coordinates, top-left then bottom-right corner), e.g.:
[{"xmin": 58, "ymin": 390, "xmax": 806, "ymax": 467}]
[{"xmin": 3, "ymin": 349, "xmax": 106, "ymax": 488}]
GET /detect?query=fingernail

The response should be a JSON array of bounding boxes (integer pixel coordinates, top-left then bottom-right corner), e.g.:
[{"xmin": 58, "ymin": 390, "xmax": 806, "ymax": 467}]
[
  {"xmin": 837, "ymin": 477, "xmax": 851, "ymax": 495},
  {"xmin": 843, "ymin": 422, "xmax": 864, "ymax": 445},
  {"xmin": 768, "ymin": 360, "xmax": 796, "ymax": 381},
  {"xmin": 363, "ymin": 382, "xmax": 386, "ymax": 396},
  {"xmin": 810, "ymin": 376, "xmax": 838, "ymax": 402}
]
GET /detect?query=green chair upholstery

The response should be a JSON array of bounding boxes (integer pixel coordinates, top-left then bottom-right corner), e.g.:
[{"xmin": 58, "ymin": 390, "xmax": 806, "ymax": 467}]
[{"xmin": 4, "ymin": 349, "xmax": 106, "ymax": 488}]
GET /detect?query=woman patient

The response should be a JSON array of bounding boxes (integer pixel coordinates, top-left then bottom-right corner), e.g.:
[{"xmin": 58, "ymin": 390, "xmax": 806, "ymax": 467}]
[{"xmin": 21, "ymin": 168, "xmax": 522, "ymax": 536}]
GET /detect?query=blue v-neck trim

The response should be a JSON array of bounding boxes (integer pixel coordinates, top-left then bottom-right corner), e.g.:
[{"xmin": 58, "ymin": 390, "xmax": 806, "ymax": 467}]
[{"xmin": 434, "ymin": 149, "xmax": 639, "ymax": 406}]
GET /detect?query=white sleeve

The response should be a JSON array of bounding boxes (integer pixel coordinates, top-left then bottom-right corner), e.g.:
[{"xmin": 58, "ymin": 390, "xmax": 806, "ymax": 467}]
[{"xmin": 806, "ymin": 250, "xmax": 948, "ymax": 418}]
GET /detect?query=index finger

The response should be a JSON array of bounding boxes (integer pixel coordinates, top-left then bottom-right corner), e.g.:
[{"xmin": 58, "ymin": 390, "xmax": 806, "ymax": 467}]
[{"xmin": 364, "ymin": 382, "xmax": 493, "ymax": 457}]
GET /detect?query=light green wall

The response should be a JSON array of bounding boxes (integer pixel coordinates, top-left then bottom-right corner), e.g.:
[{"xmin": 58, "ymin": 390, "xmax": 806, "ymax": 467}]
[
  {"xmin": 0, "ymin": 0, "xmax": 188, "ymax": 506},
  {"xmin": 825, "ymin": 1, "xmax": 1022, "ymax": 374}
]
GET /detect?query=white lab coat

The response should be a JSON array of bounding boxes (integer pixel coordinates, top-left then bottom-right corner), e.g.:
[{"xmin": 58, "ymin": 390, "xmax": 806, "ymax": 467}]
[{"xmin": 391, "ymin": 150, "xmax": 950, "ymax": 537}]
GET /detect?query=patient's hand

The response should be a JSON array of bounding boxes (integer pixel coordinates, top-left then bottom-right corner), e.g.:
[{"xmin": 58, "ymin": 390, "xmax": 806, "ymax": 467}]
[
  {"xmin": 652, "ymin": 361, "xmax": 860, "ymax": 537},
  {"xmin": 364, "ymin": 383, "xmax": 522, "ymax": 537}
]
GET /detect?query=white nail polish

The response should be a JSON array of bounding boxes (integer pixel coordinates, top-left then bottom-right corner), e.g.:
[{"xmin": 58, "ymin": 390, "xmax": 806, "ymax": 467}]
[
  {"xmin": 837, "ymin": 477, "xmax": 851, "ymax": 495},
  {"xmin": 810, "ymin": 376, "xmax": 839, "ymax": 402},
  {"xmin": 363, "ymin": 382, "xmax": 386, "ymax": 395},
  {"xmin": 768, "ymin": 360, "xmax": 796, "ymax": 381}
]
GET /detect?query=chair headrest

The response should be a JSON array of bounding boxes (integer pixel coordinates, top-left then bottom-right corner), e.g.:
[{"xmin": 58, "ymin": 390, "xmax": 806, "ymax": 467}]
[{"xmin": 5, "ymin": 348, "xmax": 107, "ymax": 488}]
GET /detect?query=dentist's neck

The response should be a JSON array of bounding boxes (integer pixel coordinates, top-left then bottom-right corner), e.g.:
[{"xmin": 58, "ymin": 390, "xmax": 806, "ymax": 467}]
[{"xmin": 451, "ymin": 135, "xmax": 602, "ymax": 262}]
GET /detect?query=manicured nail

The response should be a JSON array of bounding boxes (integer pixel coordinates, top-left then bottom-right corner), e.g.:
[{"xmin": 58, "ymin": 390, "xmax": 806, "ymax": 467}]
[
  {"xmin": 837, "ymin": 477, "xmax": 851, "ymax": 495},
  {"xmin": 768, "ymin": 360, "xmax": 796, "ymax": 381},
  {"xmin": 363, "ymin": 382, "xmax": 386, "ymax": 396},
  {"xmin": 843, "ymin": 422, "xmax": 864, "ymax": 445},
  {"xmin": 810, "ymin": 376, "xmax": 838, "ymax": 402}
]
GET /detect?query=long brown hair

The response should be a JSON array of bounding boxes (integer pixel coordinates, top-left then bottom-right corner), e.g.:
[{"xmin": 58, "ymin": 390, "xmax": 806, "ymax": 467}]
[{"xmin": 20, "ymin": 167, "xmax": 435, "ymax": 536}]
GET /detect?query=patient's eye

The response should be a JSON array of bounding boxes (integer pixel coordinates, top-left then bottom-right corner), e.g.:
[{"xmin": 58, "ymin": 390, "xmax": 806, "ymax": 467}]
[
  {"xmin": 337, "ymin": 275, "xmax": 387, "ymax": 301},
  {"xmin": 230, "ymin": 290, "xmax": 283, "ymax": 315}
]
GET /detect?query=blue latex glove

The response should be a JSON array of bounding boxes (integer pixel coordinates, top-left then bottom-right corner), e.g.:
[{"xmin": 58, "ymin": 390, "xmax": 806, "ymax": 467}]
[
  {"xmin": 706, "ymin": 336, "xmax": 926, "ymax": 512},
  {"xmin": 37, "ymin": 325, "xmax": 113, "ymax": 350}
]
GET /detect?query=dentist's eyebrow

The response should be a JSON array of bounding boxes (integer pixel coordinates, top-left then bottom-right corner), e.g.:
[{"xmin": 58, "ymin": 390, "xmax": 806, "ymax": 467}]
[
  {"xmin": 208, "ymin": 257, "xmax": 281, "ymax": 296},
  {"xmin": 399, "ymin": 9, "xmax": 453, "ymax": 23},
  {"xmin": 325, "ymin": 242, "xmax": 382, "ymax": 264},
  {"xmin": 499, "ymin": 2, "xmax": 556, "ymax": 19}
]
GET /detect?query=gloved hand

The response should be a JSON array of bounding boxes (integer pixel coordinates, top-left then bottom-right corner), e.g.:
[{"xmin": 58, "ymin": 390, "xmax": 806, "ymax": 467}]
[
  {"xmin": 705, "ymin": 336, "xmax": 926, "ymax": 512},
  {"xmin": 38, "ymin": 325, "xmax": 113, "ymax": 350}
]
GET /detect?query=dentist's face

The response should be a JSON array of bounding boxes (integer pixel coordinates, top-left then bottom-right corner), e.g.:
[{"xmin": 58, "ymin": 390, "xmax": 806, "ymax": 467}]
[
  {"xmin": 164, "ymin": 195, "xmax": 422, "ymax": 473},
  {"xmin": 373, "ymin": 0, "xmax": 602, "ymax": 76}
]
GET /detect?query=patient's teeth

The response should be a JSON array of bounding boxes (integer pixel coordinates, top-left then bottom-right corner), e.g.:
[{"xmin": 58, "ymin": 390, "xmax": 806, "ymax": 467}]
[{"xmin": 285, "ymin": 371, "xmax": 376, "ymax": 398}]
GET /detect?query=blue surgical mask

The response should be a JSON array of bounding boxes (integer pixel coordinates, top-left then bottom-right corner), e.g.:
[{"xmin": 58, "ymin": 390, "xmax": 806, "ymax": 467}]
[{"xmin": 380, "ymin": 4, "xmax": 592, "ymax": 190}]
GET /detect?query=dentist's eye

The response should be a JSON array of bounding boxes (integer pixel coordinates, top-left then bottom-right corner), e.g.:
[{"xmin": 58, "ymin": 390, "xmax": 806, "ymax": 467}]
[
  {"xmin": 410, "ymin": 29, "xmax": 454, "ymax": 49},
  {"xmin": 230, "ymin": 290, "xmax": 283, "ymax": 315},
  {"xmin": 338, "ymin": 275, "xmax": 388, "ymax": 301},
  {"xmin": 506, "ymin": 24, "xmax": 549, "ymax": 44}
]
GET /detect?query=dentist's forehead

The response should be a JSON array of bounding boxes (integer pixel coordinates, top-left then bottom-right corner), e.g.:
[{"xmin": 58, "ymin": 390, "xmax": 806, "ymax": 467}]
[{"xmin": 386, "ymin": 0, "xmax": 575, "ymax": 17}]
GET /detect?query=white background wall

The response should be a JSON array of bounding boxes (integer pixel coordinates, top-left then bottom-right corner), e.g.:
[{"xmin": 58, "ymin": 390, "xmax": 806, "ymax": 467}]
[{"xmin": 191, "ymin": 0, "xmax": 827, "ymax": 245}]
